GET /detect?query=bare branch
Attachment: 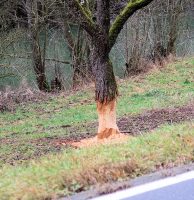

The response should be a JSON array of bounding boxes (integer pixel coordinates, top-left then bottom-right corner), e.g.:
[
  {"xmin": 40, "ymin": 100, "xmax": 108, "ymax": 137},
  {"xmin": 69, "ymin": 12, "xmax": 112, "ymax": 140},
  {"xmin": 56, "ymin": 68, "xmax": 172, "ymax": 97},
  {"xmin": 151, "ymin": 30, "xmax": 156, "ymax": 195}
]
[
  {"xmin": 45, "ymin": 58, "xmax": 71, "ymax": 65},
  {"xmin": 0, "ymin": 73, "xmax": 15, "ymax": 79},
  {"xmin": 0, "ymin": 53, "xmax": 71, "ymax": 65},
  {"xmin": 70, "ymin": 0, "xmax": 98, "ymax": 37},
  {"xmin": 109, "ymin": 0, "xmax": 154, "ymax": 50}
]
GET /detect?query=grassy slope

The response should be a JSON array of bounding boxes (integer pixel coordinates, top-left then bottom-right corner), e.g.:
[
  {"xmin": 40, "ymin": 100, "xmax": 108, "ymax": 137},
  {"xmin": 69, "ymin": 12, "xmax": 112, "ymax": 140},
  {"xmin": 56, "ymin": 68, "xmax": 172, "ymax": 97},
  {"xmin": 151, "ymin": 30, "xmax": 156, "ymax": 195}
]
[
  {"xmin": 0, "ymin": 122, "xmax": 193, "ymax": 200},
  {"xmin": 0, "ymin": 58, "xmax": 194, "ymax": 166},
  {"xmin": 0, "ymin": 58, "xmax": 194, "ymax": 199}
]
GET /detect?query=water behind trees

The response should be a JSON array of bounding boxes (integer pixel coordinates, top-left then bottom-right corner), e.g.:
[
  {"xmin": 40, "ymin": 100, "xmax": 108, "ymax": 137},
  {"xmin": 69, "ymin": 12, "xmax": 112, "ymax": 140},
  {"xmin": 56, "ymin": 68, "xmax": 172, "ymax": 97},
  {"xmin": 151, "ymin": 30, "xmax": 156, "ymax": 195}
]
[{"xmin": 0, "ymin": 20, "xmax": 194, "ymax": 90}]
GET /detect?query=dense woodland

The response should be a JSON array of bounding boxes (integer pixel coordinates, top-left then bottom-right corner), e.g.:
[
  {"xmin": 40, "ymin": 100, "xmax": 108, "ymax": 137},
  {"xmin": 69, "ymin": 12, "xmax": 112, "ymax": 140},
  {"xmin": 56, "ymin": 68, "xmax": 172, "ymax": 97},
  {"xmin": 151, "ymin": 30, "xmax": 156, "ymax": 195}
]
[{"xmin": 0, "ymin": 0, "xmax": 194, "ymax": 91}]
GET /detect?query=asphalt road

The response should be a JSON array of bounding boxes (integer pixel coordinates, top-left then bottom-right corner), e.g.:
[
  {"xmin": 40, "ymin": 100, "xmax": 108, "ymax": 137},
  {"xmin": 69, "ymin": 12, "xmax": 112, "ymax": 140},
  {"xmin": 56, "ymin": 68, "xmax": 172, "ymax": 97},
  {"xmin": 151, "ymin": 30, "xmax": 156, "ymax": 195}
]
[
  {"xmin": 122, "ymin": 179, "xmax": 194, "ymax": 200},
  {"xmin": 92, "ymin": 171, "xmax": 194, "ymax": 200}
]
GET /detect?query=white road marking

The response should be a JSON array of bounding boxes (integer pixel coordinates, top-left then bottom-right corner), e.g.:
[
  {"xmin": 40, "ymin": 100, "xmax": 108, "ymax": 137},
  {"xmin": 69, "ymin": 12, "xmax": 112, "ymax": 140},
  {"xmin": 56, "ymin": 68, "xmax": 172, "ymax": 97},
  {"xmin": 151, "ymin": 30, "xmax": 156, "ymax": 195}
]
[{"xmin": 91, "ymin": 170, "xmax": 194, "ymax": 200}]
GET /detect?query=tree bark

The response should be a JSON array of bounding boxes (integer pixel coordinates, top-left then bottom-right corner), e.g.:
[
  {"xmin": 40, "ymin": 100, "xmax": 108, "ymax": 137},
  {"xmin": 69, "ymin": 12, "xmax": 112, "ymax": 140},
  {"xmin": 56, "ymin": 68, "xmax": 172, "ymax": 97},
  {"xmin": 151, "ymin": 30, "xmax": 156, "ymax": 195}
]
[
  {"xmin": 89, "ymin": 0, "xmax": 116, "ymax": 139},
  {"xmin": 32, "ymin": 40, "xmax": 48, "ymax": 91},
  {"xmin": 97, "ymin": 99, "xmax": 119, "ymax": 139},
  {"xmin": 31, "ymin": 29, "xmax": 48, "ymax": 91},
  {"xmin": 91, "ymin": 45, "xmax": 119, "ymax": 138},
  {"xmin": 26, "ymin": 0, "xmax": 48, "ymax": 91},
  {"xmin": 91, "ymin": 51, "xmax": 118, "ymax": 103},
  {"xmin": 70, "ymin": 0, "xmax": 154, "ymax": 140}
]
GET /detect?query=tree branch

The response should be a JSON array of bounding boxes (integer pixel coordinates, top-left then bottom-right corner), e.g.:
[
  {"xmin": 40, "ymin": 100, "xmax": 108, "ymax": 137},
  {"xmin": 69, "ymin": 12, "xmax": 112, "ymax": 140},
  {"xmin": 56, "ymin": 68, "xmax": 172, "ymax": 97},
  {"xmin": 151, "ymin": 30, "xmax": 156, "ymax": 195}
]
[
  {"xmin": 0, "ymin": 53, "xmax": 71, "ymax": 65},
  {"xmin": 45, "ymin": 58, "xmax": 71, "ymax": 65},
  {"xmin": 109, "ymin": 0, "xmax": 154, "ymax": 50},
  {"xmin": 0, "ymin": 73, "xmax": 15, "ymax": 79},
  {"xmin": 71, "ymin": 0, "xmax": 98, "ymax": 37}
]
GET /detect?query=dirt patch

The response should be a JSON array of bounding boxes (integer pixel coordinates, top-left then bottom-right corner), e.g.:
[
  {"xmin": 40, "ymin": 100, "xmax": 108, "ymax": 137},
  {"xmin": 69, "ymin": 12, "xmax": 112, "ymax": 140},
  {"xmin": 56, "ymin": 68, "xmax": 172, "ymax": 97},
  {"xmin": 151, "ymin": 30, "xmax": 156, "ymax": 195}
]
[
  {"xmin": 60, "ymin": 104, "xmax": 194, "ymax": 148},
  {"xmin": 118, "ymin": 105, "xmax": 194, "ymax": 135},
  {"xmin": 24, "ymin": 105, "xmax": 194, "ymax": 144},
  {"xmin": 70, "ymin": 133, "xmax": 130, "ymax": 148},
  {"xmin": 1, "ymin": 105, "xmax": 193, "ymax": 166},
  {"xmin": 0, "ymin": 137, "xmax": 63, "ymax": 166},
  {"xmin": 64, "ymin": 104, "xmax": 194, "ymax": 142}
]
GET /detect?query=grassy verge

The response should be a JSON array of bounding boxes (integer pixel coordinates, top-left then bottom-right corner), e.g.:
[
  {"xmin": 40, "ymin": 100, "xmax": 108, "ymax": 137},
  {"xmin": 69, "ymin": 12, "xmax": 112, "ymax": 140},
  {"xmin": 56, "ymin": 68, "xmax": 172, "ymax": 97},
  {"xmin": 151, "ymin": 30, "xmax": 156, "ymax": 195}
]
[
  {"xmin": 0, "ymin": 57, "xmax": 194, "ymax": 199},
  {"xmin": 0, "ymin": 122, "xmax": 193, "ymax": 200},
  {"xmin": 0, "ymin": 58, "xmax": 194, "ymax": 166}
]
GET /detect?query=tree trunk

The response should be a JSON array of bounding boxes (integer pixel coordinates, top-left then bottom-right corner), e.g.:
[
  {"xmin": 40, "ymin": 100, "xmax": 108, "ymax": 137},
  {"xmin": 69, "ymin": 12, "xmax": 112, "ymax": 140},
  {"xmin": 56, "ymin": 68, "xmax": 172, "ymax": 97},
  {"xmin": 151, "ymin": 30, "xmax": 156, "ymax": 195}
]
[
  {"xmin": 97, "ymin": 99, "xmax": 120, "ymax": 139},
  {"xmin": 166, "ymin": 16, "xmax": 178, "ymax": 56},
  {"xmin": 68, "ymin": 0, "xmax": 155, "ymax": 141},
  {"xmin": 26, "ymin": 0, "xmax": 48, "ymax": 92},
  {"xmin": 91, "ymin": 47, "xmax": 119, "ymax": 139},
  {"xmin": 72, "ymin": 59, "xmax": 82, "ymax": 89},
  {"xmin": 31, "ymin": 30, "xmax": 48, "ymax": 91}
]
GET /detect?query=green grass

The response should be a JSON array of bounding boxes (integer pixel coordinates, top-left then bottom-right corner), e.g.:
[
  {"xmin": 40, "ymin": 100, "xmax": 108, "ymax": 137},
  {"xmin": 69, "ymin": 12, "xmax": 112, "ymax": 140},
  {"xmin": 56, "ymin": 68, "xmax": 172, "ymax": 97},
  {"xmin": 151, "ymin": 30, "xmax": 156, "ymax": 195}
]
[
  {"xmin": 1, "ymin": 58, "xmax": 194, "ymax": 134},
  {"xmin": 0, "ymin": 58, "xmax": 194, "ymax": 166},
  {"xmin": 0, "ymin": 122, "xmax": 193, "ymax": 200},
  {"xmin": 0, "ymin": 58, "xmax": 194, "ymax": 199}
]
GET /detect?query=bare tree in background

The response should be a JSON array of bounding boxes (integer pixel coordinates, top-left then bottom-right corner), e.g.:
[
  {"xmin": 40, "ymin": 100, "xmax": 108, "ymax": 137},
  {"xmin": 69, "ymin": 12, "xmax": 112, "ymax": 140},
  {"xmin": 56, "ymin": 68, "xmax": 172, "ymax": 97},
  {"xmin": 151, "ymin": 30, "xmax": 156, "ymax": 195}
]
[
  {"xmin": 58, "ymin": 2, "xmax": 92, "ymax": 89},
  {"xmin": 123, "ymin": 0, "xmax": 190, "ymax": 76},
  {"xmin": 1, "ymin": 0, "xmax": 194, "ymax": 93},
  {"xmin": 150, "ymin": 0, "xmax": 187, "ymax": 62},
  {"xmin": 25, "ymin": 0, "xmax": 49, "ymax": 91}
]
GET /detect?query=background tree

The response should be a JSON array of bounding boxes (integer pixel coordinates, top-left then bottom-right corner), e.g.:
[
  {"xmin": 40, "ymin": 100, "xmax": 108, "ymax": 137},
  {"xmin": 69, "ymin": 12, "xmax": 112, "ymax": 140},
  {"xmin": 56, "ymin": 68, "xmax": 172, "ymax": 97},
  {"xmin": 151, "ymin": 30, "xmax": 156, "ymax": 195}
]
[
  {"xmin": 66, "ymin": 0, "xmax": 154, "ymax": 139},
  {"xmin": 25, "ymin": 0, "xmax": 49, "ymax": 91},
  {"xmin": 58, "ymin": 2, "xmax": 92, "ymax": 89},
  {"xmin": 120, "ymin": 0, "xmax": 191, "ymax": 76}
]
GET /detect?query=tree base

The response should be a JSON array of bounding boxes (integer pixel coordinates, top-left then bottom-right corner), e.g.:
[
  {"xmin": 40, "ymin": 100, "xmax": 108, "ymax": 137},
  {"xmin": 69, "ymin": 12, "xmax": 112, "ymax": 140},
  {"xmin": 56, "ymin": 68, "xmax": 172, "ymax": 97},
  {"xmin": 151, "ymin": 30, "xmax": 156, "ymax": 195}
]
[
  {"xmin": 97, "ymin": 99, "xmax": 120, "ymax": 139},
  {"xmin": 97, "ymin": 128, "xmax": 120, "ymax": 139}
]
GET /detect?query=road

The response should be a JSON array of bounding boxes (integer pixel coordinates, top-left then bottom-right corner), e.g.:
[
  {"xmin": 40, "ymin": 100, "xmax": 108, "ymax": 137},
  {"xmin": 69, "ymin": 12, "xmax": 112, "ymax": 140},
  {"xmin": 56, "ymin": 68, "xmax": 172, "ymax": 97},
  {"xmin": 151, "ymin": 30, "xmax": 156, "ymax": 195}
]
[{"xmin": 92, "ymin": 171, "xmax": 194, "ymax": 200}]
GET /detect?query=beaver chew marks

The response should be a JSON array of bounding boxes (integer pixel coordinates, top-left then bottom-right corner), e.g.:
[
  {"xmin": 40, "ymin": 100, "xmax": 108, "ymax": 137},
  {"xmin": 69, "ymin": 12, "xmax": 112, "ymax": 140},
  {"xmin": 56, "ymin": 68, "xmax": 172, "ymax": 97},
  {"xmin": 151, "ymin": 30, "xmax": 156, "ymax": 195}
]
[{"xmin": 97, "ymin": 100, "xmax": 120, "ymax": 139}]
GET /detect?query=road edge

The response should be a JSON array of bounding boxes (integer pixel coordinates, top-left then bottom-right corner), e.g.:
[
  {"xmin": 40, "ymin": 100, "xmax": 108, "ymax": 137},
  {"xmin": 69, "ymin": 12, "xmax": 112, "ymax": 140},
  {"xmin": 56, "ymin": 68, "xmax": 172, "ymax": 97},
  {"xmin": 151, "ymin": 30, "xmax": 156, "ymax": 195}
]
[{"xmin": 60, "ymin": 162, "xmax": 194, "ymax": 200}]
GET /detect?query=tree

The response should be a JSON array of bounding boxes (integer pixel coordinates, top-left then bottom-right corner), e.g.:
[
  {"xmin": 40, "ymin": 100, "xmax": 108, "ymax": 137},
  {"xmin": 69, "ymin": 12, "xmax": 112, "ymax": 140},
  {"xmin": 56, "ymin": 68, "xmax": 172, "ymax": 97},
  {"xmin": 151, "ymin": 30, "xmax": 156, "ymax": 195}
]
[
  {"xmin": 25, "ymin": 0, "xmax": 49, "ymax": 91},
  {"xmin": 150, "ymin": 0, "xmax": 185, "ymax": 62},
  {"xmin": 59, "ymin": 6, "xmax": 92, "ymax": 89},
  {"xmin": 67, "ymin": 0, "xmax": 154, "ymax": 139}
]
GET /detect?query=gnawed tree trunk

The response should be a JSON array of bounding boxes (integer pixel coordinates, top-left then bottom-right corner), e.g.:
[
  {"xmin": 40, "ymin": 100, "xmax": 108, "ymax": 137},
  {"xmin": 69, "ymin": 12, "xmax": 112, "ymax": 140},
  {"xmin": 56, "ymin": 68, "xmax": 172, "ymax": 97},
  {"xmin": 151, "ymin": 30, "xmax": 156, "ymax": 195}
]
[
  {"xmin": 90, "ymin": 0, "xmax": 120, "ymax": 139},
  {"xmin": 91, "ymin": 47, "xmax": 119, "ymax": 138},
  {"xmin": 69, "ymin": 0, "xmax": 154, "ymax": 139},
  {"xmin": 97, "ymin": 100, "xmax": 119, "ymax": 139}
]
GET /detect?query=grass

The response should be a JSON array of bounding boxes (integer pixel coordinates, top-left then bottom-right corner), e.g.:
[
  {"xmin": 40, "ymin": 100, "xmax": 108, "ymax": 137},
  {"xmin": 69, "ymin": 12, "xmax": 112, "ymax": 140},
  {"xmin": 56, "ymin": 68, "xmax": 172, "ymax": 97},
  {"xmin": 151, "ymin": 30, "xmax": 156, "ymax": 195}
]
[
  {"xmin": 1, "ymin": 59, "xmax": 193, "ymax": 134},
  {"xmin": 0, "ymin": 122, "xmax": 193, "ymax": 200},
  {"xmin": 0, "ymin": 57, "xmax": 194, "ymax": 199},
  {"xmin": 0, "ymin": 58, "xmax": 194, "ymax": 165}
]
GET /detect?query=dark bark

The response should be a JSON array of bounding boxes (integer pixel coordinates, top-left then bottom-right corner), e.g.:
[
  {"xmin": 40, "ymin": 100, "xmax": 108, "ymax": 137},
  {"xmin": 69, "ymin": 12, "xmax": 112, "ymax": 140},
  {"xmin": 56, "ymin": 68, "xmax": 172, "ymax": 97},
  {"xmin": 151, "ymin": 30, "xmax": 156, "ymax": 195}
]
[
  {"xmin": 26, "ymin": 0, "xmax": 48, "ymax": 91},
  {"xmin": 70, "ymin": 0, "xmax": 154, "ymax": 103},
  {"xmin": 96, "ymin": 0, "xmax": 110, "ymax": 36},
  {"xmin": 91, "ymin": 47, "xmax": 118, "ymax": 103},
  {"xmin": 51, "ymin": 77, "xmax": 62, "ymax": 92},
  {"xmin": 90, "ymin": 0, "xmax": 118, "ymax": 103},
  {"xmin": 32, "ymin": 31, "xmax": 48, "ymax": 91}
]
